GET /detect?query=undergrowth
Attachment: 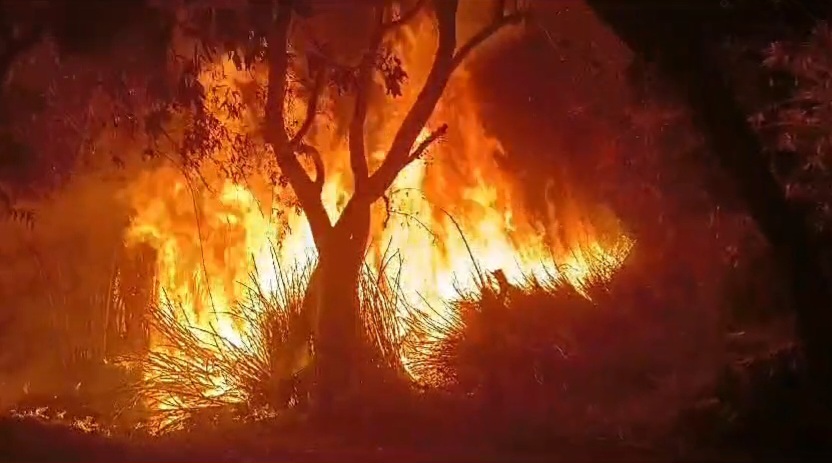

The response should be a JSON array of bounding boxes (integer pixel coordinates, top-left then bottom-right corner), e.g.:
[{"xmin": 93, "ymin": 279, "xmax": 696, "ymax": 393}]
[
  {"xmin": 6, "ymin": 225, "xmax": 736, "ymax": 451},
  {"xmin": 126, "ymin": 250, "xmax": 419, "ymax": 433}
]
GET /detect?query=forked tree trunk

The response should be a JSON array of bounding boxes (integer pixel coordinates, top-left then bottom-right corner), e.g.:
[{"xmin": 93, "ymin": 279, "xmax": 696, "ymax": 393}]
[{"xmin": 303, "ymin": 199, "xmax": 372, "ymax": 419}]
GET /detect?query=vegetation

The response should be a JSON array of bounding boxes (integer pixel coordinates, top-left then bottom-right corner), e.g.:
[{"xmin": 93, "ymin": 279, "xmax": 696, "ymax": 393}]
[{"xmin": 2, "ymin": 0, "xmax": 832, "ymax": 461}]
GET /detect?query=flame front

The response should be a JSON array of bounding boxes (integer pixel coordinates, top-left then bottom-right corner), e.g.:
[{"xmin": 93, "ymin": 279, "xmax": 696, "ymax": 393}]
[{"xmin": 123, "ymin": 13, "xmax": 633, "ymax": 419}]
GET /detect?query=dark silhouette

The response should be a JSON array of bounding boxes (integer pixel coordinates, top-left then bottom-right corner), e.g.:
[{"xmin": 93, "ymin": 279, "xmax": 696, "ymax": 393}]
[{"xmin": 586, "ymin": 0, "xmax": 832, "ymax": 408}]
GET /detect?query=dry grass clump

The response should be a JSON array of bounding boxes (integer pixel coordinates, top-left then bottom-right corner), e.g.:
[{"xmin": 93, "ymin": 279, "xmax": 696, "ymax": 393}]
[
  {"xmin": 404, "ymin": 248, "xmax": 722, "ymax": 445},
  {"xmin": 129, "ymin": 252, "xmax": 414, "ymax": 433},
  {"xmin": 120, "ymin": 220, "xmax": 644, "ymax": 436},
  {"xmin": 408, "ymin": 264, "xmax": 605, "ymax": 396},
  {"xmin": 125, "ymin": 257, "xmax": 308, "ymax": 433},
  {"xmin": 0, "ymin": 211, "xmax": 142, "ymax": 428}
]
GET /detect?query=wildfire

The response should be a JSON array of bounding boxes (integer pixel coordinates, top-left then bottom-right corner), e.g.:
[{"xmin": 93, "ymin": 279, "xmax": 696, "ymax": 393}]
[{"xmin": 122, "ymin": 10, "xmax": 633, "ymax": 422}]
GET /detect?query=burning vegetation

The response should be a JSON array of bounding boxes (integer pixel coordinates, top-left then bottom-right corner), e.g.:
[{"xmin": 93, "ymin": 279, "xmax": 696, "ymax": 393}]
[
  {"xmin": 1, "ymin": 0, "xmax": 831, "ymax": 460},
  {"xmin": 118, "ymin": 5, "xmax": 632, "ymax": 429}
]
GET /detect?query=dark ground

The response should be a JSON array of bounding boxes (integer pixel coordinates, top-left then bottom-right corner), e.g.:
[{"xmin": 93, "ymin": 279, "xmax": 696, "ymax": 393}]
[
  {"xmin": 4, "ymin": 357, "xmax": 828, "ymax": 463},
  {"xmin": 0, "ymin": 415, "xmax": 692, "ymax": 463}
]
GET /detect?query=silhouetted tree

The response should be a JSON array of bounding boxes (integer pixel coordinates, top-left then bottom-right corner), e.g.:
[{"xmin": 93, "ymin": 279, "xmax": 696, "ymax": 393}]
[
  {"xmin": 0, "ymin": 0, "xmax": 172, "ymax": 221},
  {"xmin": 159, "ymin": 0, "xmax": 526, "ymax": 417},
  {"xmin": 585, "ymin": 0, "xmax": 832, "ymax": 401}
]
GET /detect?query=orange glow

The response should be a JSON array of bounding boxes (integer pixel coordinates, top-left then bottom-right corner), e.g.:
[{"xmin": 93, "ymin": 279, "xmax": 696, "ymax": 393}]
[{"xmin": 122, "ymin": 12, "xmax": 633, "ymax": 421}]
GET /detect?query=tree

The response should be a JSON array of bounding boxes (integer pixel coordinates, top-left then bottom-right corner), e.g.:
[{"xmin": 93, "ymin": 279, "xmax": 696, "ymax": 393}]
[
  {"xmin": 0, "ymin": 0, "xmax": 172, "ymax": 221},
  {"xmin": 756, "ymin": 25, "xmax": 832, "ymax": 236},
  {"xmin": 273, "ymin": 0, "xmax": 525, "ymax": 416},
  {"xmin": 163, "ymin": 0, "xmax": 525, "ymax": 416},
  {"xmin": 584, "ymin": 0, "xmax": 832, "ymax": 401}
]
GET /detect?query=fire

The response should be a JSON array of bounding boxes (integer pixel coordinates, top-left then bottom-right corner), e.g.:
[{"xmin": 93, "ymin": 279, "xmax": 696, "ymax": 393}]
[{"xmin": 122, "ymin": 11, "xmax": 633, "ymax": 419}]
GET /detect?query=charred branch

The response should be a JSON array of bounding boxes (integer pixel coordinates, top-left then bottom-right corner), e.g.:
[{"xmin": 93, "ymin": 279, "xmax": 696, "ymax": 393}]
[
  {"xmin": 265, "ymin": 2, "xmax": 332, "ymax": 242},
  {"xmin": 350, "ymin": 0, "xmax": 430, "ymax": 194},
  {"xmin": 450, "ymin": 10, "xmax": 525, "ymax": 71},
  {"xmin": 366, "ymin": 1, "xmax": 525, "ymax": 200},
  {"xmin": 406, "ymin": 122, "xmax": 448, "ymax": 164},
  {"xmin": 348, "ymin": 8, "xmax": 384, "ymax": 192},
  {"xmin": 264, "ymin": 2, "xmax": 293, "ymax": 156},
  {"xmin": 298, "ymin": 142, "xmax": 325, "ymax": 193},
  {"xmin": 288, "ymin": 64, "xmax": 327, "ymax": 149},
  {"xmin": 364, "ymin": 0, "xmax": 459, "ymax": 200}
]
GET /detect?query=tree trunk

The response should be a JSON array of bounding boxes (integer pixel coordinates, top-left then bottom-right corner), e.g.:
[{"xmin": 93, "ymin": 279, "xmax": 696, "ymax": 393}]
[
  {"xmin": 113, "ymin": 243, "xmax": 155, "ymax": 357},
  {"xmin": 586, "ymin": 0, "xmax": 832, "ymax": 400},
  {"xmin": 304, "ymin": 199, "xmax": 372, "ymax": 420}
]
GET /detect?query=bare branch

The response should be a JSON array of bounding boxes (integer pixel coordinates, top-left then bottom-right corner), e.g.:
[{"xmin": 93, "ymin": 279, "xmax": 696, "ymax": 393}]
[
  {"xmin": 451, "ymin": 11, "xmax": 525, "ymax": 71},
  {"xmin": 347, "ymin": 0, "xmax": 430, "ymax": 194},
  {"xmin": 365, "ymin": 4, "xmax": 525, "ymax": 200},
  {"xmin": 349, "ymin": 6, "xmax": 385, "ymax": 192},
  {"xmin": 381, "ymin": 192, "xmax": 392, "ymax": 228},
  {"xmin": 364, "ymin": 0, "xmax": 460, "ymax": 200},
  {"xmin": 264, "ymin": 4, "xmax": 292, "ymax": 149},
  {"xmin": 288, "ymin": 66, "xmax": 327, "ymax": 148},
  {"xmin": 265, "ymin": 3, "xmax": 332, "ymax": 241},
  {"xmin": 406, "ymin": 123, "xmax": 448, "ymax": 164}
]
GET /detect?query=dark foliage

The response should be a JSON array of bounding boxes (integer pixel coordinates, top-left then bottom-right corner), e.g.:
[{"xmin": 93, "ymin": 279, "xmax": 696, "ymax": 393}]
[{"xmin": 680, "ymin": 344, "xmax": 832, "ymax": 460}]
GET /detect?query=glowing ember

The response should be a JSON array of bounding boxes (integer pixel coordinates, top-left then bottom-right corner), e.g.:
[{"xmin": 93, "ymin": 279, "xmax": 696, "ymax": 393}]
[{"xmin": 122, "ymin": 12, "xmax": 633, "ymax": 418}]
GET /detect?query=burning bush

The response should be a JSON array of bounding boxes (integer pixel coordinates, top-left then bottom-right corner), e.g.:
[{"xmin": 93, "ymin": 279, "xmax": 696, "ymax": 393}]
[
  {"xmin": 415, "ymin": 271, "xmax": 604, "ymax": 437},
  {"xmin": 0, "ymin": 173, "xmax": 144, "ymax": 424},
  {"xmin": 119, "ymin": 228, "xmax": 636, "ymax": 435},
  {"xmin": 2, "ymin": 0, "xmax": 640, "ymax": 444},
  {"xmin": 407, "ymin": 248, "xmax": 730, "ymax": 446},
  {"xmin": 128, "ymin": 252, "xmax": 420, "ymax": 433}
]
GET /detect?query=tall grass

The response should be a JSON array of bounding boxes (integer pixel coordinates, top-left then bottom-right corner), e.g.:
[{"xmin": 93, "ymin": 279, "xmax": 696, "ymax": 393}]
[
  {"xmin": 126, "ymin": 257, "xmax": 302, "ymax": 432},
  {"xmin": 128, "ymin": 249, "xmax": 421, "ymax": 433},
  {"xmin": 0, "ymin": 216, "xmax": 137, "ymax": 422},
  {"xmin": 406, "ymin": 263, "xmax": 610, "ymax": 389},
  {"xmin": 2, "ymin": 202, "xmax": 647, "ymax": 440}
]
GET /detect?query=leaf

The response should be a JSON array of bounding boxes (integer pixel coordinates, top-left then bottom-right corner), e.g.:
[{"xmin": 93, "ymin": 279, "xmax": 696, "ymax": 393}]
[{"xmin": 376, "ymin": 49, "xmax": 408, "ymax": 98}]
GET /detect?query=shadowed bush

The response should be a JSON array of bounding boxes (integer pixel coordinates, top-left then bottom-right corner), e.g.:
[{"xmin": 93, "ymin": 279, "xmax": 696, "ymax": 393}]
[
  {"xmin": 678, "ymin": 340, "xmax": 832, "ymax": 459},
  {"xmin": 407, "ymin": 248, "xmax": 724, "ymax": 447}
]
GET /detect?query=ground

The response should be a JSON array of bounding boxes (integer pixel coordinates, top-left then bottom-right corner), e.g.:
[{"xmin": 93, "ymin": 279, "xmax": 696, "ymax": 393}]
[{"xmin": 0, "ymin": 413, "xmax": 749, "ymax": 463}]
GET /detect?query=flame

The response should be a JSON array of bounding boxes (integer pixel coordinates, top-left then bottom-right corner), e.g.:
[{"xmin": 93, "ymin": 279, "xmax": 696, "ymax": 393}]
[{"xmin": 122, "ymin": 12, "xmax": 633, "ymax": 419}]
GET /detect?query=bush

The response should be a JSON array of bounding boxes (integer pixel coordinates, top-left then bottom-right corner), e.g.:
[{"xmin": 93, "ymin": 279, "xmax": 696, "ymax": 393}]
[
  {"xmin": 411, "ymin": 253, "xmax": 726, "ymax": 448},
  {"xmin": 679, "ymin": 342, "xmax": 832, "ymax": 459},
  {"xmin": 127, "ymin": 256, "xmax": 415, "ymax": 433}
]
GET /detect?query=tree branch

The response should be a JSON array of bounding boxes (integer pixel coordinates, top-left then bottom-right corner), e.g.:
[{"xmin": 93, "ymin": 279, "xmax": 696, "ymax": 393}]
[
  {"xmin": 450, "ymin": 10, "xmax": 525, "ymax": 71},
  {"xmin": 365, "ymin": 4, "xmax": 525, "ymax": 200},
  {"xmin": 265, "ymin": 3, "xmax": 332, "ymax": 241},
  {"xmin": 406, "ymin": 123, "xmax": 448, "ymax": 164},
  {"xmin": 298, "ymin": 142, "xmax": 325, "ymax": 193},
  {"xmin": 265, "ymin": 4, "xmax": 292, "ymax": 149},
  {"xmin": 364, "ymin": 0, "xmax": 460, "ymax": 200},
  {"xmin": 348, "ymin": 7, "xmax": 385, "ymax": 193},
  {"xmin": 349, "ymin": 0, "xmax": 430, "ymax": 197},
  {"xmin": 288, "ymin": 65, "xmax": 327, "ymax": 149}
]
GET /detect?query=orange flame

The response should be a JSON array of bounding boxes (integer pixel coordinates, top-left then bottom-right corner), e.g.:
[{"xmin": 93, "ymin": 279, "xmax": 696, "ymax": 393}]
[{"xmin": 123, "ymin": 13, "xmax": 633, "ymax": 419}]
